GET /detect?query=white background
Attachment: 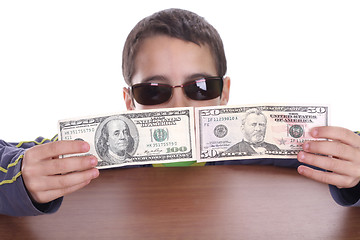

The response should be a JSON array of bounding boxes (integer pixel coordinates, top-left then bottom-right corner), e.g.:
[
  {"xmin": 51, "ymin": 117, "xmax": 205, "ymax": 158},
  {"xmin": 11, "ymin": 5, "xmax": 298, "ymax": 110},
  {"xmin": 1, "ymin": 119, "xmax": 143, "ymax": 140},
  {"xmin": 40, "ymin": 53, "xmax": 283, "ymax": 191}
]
[{"xmin": 0, "ymin": 0, "xmax": 359, "ymax": 142}]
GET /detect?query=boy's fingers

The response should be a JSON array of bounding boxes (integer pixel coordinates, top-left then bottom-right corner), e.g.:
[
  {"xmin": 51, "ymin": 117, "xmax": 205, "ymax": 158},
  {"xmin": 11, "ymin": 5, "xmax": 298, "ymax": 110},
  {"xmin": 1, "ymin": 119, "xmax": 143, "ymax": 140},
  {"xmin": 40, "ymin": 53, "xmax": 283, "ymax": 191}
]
[
  {"xmin": 298, "ymin": 151, "xmax": 350, "ymax": 175},
  {"xmin": 297, "ymin": 165, "xmax": 358, "ymax": 188},
  {"xmin": 41, "ymin": 155, "xmax": 98, "ymax": 176},
  {"xmin": 31, "ymin": 180, "xmax": 93, "ymax": 204},
  {"xmin": 46, "ymin": 168, "xmax": 99, "ymax": 191},
  {"xmin": 27, "ymin": 168, "xmax": 99, "ymax": 194},
  {"xmin": 24, "ymin": 140, "xmax": 90, "ymax": 161},
  {"xmin": 311, "ymin": 126, "xmax": 360, "ymax": 149},
  {"xmin": 302, "ymin": 140, "xmax": 360, "ymax": 162}
]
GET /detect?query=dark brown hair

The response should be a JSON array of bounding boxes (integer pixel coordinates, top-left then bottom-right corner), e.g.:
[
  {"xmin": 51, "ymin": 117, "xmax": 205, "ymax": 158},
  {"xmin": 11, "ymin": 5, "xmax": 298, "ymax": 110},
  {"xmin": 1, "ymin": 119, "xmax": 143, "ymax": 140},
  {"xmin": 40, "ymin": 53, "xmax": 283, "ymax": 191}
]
[{"xmin": 122, "ymin": 8, "xmax": 227, "ymax": 85}]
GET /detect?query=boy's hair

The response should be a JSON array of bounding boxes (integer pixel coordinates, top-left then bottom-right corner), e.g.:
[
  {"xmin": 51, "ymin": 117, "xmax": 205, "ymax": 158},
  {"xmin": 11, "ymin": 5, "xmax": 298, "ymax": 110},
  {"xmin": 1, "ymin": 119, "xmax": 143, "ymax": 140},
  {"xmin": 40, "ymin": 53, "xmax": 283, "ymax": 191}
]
[{"xmin": 122, "ymin": 8, "xmax": 227, "ymax": 86}]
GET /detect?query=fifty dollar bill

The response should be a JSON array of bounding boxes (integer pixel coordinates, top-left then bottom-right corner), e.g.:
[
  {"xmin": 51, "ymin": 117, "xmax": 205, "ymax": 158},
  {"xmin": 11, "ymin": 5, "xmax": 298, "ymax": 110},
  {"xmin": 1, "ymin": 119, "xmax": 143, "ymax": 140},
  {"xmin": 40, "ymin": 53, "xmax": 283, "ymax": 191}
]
[
  {"xmin": 195, "ymin": 104, "xmax": 329, "ymax": 162},
  {"xmin": 58, "ymin": 107, "xmax": 196, "ymax": 169}
]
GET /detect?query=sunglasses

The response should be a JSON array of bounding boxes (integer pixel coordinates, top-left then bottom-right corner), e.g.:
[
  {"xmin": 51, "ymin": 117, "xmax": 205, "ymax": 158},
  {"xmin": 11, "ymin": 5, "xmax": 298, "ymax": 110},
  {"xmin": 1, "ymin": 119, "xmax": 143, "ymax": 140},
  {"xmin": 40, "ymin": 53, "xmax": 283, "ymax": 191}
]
[{"xmin": 130, "ymin": 77, "xmax": 224, "ymax": 105}]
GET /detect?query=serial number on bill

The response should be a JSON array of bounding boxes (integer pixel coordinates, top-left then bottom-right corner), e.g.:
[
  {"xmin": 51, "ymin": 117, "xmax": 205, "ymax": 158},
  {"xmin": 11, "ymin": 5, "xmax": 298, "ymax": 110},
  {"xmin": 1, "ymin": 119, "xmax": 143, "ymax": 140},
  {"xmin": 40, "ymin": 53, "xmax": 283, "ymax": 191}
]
[{"xmin": 63, "ymin": 128, "xmax": 95, "ymax": 135}]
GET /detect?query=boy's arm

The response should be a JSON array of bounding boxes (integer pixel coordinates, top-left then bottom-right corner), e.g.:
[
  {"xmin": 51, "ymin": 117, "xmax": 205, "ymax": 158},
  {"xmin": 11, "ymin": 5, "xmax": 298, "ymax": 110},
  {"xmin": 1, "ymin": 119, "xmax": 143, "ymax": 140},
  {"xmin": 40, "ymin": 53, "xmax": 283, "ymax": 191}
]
[
  {"xmin": 329, "ymin": 183, "xmax": 360, "ymax": 207},
  {"xmin": 0, "ymin": 137, "xmax": 99, "ymax": 216},
  {"xmin": 329, "ymin": 131, "xmax": 360, "ymax": 207},
  {"xmin": 0, "ymin": 137, "xmax": 62, "ymax": 216}
]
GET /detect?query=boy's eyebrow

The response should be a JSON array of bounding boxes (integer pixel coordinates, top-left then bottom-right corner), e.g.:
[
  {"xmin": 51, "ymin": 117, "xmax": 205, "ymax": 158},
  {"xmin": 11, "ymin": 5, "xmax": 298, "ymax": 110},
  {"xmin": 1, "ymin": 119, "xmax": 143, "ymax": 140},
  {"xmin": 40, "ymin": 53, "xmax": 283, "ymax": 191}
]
[
  {"xmin": 141, "ymin": 75, "xmax": 168, "ymax": 83},
  {"xmin": 140, "ymin": 72, "xmax": 215, "ymax": 84},
  {"xmin": 185, "ymin": 73, "xmax": 214, "ymax": 81}
]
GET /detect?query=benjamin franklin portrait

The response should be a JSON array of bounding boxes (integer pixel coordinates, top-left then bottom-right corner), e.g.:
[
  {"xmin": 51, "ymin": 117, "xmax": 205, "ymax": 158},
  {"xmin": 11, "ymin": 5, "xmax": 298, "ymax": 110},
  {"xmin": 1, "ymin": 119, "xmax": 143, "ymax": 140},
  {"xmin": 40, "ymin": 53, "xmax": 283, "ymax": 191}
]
[{"xmin": 95, "ymin": 115, "xmax": 139, "ymax": 166}]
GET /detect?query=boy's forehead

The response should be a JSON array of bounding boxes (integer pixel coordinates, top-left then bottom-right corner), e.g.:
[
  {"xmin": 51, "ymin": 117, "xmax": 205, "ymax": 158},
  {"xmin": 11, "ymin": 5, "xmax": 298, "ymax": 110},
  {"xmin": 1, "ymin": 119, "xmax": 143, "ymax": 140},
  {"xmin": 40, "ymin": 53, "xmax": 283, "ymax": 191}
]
[{"xmin": 132, "ymin": 35, "xmax": 217, "ymax": 84}]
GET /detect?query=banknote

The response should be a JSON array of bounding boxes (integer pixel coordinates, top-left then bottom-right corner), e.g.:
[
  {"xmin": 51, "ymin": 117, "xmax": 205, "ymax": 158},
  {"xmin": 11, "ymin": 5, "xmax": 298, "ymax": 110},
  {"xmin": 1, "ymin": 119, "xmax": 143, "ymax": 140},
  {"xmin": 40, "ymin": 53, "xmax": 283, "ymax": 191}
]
[
  {"xmin": 58, "ymin": 107, "xmax": 196, "ymax": 169},
  {"xmin": 195, "ymin": 104, "xmax": 329, "ymax": 162}
]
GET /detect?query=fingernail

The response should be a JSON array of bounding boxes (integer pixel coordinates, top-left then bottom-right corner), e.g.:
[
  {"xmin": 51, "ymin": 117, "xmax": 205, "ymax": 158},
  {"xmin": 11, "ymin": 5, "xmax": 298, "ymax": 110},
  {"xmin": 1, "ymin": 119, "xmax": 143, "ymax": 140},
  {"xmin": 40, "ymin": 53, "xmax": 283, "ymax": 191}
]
[
  {"xmin": 298, "ymin": 151, "xmax": 305, "ymax": 162},
  {"xmin": 90, "ymin": 156, "xmax": 97, "ymax": 166},
  {"xmin": 311, "ymin": 128, "xmax": 319, "ymax": 138},
  {"xmin": 93, "ymin": 169, "xmax": 100, "ymax": 178},
  {"xmin": 303, "ymin": 142, "xmax": 310, "ymax": 151},
  {"xmin": 82, "ymin": 142, "xmax": 90, "ymax": 152},
  {"xmin": 297, "ymin": 166, "xmax": 305, "ymax": 175}
]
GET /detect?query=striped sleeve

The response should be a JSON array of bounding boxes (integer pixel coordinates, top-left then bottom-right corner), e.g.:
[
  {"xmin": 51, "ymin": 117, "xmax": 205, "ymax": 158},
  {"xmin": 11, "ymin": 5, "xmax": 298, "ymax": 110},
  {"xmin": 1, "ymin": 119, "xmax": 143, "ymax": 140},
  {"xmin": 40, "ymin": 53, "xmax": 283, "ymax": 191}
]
[
  {"xmin": 0, "ymin": 152, "xmax": 23, "ymax": 187},
  {"xmin": 0, "ymin": 136, "xmax": 62, "ymax": 216}
]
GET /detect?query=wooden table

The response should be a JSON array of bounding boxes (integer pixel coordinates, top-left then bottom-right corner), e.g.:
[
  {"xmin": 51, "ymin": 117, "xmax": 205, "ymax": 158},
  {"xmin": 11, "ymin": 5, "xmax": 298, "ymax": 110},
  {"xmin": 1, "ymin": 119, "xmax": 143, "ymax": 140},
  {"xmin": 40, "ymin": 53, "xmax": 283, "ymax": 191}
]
[{"xmin": 1, "ymin": 165, "xmax": 360, "ymax": 239}]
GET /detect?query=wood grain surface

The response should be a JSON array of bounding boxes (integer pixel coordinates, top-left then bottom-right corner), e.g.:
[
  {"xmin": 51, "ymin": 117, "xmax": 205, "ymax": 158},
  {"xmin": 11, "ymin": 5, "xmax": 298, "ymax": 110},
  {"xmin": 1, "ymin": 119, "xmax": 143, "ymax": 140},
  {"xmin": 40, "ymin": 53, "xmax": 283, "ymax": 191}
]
[{"xmin": 1, "ymin": 165, "xmax": 359, "ymax": 240}]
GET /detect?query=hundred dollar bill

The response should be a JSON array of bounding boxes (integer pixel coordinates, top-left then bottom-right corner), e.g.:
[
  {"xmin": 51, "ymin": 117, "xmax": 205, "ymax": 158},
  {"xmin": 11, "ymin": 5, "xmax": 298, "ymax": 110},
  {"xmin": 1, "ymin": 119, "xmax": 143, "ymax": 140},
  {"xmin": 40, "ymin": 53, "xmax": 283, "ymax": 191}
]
[
  {"xmin": 58, "ymin": 107, "xmax": 196, "ymax": 169},
  {"xmin": 195, "ymin": 104, "xmax": 329, "ymax": 162}
]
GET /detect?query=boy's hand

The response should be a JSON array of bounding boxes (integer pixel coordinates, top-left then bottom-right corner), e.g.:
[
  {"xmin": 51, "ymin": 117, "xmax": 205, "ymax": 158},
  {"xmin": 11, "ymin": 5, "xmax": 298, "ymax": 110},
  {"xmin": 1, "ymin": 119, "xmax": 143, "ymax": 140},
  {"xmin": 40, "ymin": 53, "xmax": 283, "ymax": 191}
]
[
  {"xmin": 297, "ymin": 126, "xmax": 360, "ymax": 188},
  {"xmin": 21, "ymin": 140, "xmax": 100, "ymax": 204}
]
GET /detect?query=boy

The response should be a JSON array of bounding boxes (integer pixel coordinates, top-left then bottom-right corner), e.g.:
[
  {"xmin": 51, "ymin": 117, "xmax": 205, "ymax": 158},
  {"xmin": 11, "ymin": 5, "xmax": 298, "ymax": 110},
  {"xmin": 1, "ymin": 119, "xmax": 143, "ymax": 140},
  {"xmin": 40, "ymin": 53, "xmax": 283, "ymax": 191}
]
[
  {"xmin": 1, "ymin": 8, "xmax": 359, "ymax": 216},
  {"xmin": 121, "ymin": 9, "xmax": 360, "ymax": 206}
]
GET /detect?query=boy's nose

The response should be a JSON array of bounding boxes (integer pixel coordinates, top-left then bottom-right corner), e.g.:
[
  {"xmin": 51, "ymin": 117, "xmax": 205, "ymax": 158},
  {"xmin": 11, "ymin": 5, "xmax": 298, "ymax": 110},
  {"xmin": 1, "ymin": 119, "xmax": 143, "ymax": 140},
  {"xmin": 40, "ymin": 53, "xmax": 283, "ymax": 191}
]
[{"xmin": 168, "ymin": 88, "xmax": 190, "ymax": 107}]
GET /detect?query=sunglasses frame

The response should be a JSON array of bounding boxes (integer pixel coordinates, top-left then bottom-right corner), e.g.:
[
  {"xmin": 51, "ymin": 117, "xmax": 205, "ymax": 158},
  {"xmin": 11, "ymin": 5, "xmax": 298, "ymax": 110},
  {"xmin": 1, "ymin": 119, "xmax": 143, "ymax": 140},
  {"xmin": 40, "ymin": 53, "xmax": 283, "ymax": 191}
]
[{"xmin": 129, "ymin": 76, "xmax": 224, "ymax": 106}]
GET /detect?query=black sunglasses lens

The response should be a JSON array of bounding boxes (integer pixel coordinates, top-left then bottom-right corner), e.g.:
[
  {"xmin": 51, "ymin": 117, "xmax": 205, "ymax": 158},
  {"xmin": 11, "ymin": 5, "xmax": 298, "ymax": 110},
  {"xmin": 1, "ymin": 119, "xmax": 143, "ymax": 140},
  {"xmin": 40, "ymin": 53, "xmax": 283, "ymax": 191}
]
[
  {"xmin": 132, "ymin": 84, "xmax": 171, "ymax": 105},
  {"xmin": 184, "ymin": 78, "xmax": 223, "ymax": 100}
]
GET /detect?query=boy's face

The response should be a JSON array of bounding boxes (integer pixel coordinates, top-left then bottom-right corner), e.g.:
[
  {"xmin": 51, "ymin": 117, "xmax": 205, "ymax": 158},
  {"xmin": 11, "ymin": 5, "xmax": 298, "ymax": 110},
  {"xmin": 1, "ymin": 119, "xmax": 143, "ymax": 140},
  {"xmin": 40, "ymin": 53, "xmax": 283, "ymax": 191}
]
[{"xmin": 123, "ymin": 35, "xmax": 230, "ymax": 110}]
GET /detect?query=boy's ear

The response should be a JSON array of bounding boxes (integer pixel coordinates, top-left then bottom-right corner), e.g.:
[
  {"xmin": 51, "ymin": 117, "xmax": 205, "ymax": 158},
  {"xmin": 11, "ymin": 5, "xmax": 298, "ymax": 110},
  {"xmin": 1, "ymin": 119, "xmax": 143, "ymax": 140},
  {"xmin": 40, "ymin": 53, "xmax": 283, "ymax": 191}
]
[
  {"xmin": 220, "ymin": 76, "xmax": 230, "ymax": 105},
  {"xmin": 123, "ymin": 87, "xmax": 135, "ymax": 110}
]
